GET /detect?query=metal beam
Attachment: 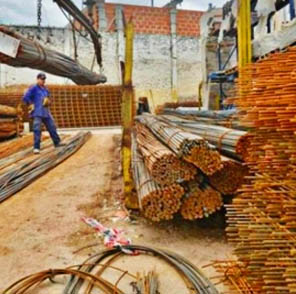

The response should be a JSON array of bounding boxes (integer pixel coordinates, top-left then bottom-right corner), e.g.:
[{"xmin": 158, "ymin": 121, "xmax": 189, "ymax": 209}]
[
  {"xmin": 122, "ymin": 21, "xmax": 138, "ymax": 209},
  {"xmin": 237, "ymin": 0, "xmax": 252, "ymax": 68}
]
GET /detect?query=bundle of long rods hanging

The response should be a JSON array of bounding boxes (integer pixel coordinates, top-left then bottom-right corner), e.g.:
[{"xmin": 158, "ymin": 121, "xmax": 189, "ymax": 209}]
[
  {"xmin": 136, "ymin": 115, "xmax": 222, "ymax": 176},
  {"xmin": 135, "ymin": 123, "xmax": 197, "ymax": 186},
  {"xmin": 0, "ymin": 26, "xmax": 106, "ymax": 85},
  {"xmin": 0, "ymin": 132, "xmax": 90, "ymax": 203},
  {"xmin": 216, "ymin": 47, "xmax": 296, "ymax": 294},
  {"xmin": 131, "ymin": 133, "xmax": 184, "ymax": 222}
]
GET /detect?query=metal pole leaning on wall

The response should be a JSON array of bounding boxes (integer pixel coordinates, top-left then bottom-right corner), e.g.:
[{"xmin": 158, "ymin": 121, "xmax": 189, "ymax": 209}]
[{"xmin": 122, "ymin": 21, "xmax": 138, "ymax": 209}]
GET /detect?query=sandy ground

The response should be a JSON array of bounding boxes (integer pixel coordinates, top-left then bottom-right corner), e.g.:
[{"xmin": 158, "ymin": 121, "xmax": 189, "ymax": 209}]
[{"xmin": 0, "ymin": 131, "xmax": 233, "ymax": 293}]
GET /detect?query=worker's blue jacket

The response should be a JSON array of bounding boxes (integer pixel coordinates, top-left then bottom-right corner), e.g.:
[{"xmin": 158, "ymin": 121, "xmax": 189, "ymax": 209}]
[{"xmin": 23, "ymin": 85, "xmax": 51, "ymax": 118}]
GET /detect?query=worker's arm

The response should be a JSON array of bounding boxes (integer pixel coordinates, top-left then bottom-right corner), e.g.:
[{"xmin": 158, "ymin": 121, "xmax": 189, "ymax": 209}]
[{"xmin": 23, "ymin": 86, "xmax": 34, "ymax": 105}]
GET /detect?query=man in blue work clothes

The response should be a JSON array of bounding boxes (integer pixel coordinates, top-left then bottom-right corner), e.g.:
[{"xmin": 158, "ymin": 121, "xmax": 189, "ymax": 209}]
[{"xmin": 23, "ymin": 73, "xmax": 62, "ymax": 154}]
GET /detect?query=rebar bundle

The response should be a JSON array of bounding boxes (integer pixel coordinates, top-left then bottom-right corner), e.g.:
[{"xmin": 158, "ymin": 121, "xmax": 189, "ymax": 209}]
[
  {"xmin": 155, "ymin": 101, "xmax": 201, "ymax": 115},
  {"xmin": 220, "ymin": 47, "xmax": 296, "ymax": 294},
  {"xmin": 0, "ymin": 134, "xmax": 43, "ymax": 159},
  {"xmin": 162, "ymin": 108, "xmax": 243, "ymax": 129},
  {"xmin": 4, "ymin": 245, "xmax": 219, "ymax": 294},
  {"xmin": 0, "ymin": 120, "xmax": 17, "ymax": 138},
  {"xmin": 135, "ymin": 123, "xmax": 197, "ymax": 186},
  {"xmin": 0, "ymin": 26, "xmax": 106, "ymax": 85},
  {"xmin": 160, "ymin": 116, "xmax": 251, "ymax": 161},
  {"xmin": 211, "ymin": 261, "xmax": 255, "ymax": 294},
  {"xmin": 0, "ymin": 85, "xmax": 123, "ymax": 127},
  {"xmin": 132, "ymin": 133, "xmax": 184, "ymax": 222},
  {"xmin": 209, "ymin": 156, "xmax": 248, "ymax": 195},
  {"xmin": 136, "ymin": 115, "xmax": 222, "ymax": 176},
  {"xmin": 0, "ymin": 104, "xmax": 20, "ymax": 139},
  {"xmin": 0, "ymin": 104, "xmax": 17, "ymax": 117},
  {"xmin": 131, "ymin": 272, "xmax": 159, "ymax": 294},
  {"xmin": 181, "ymin": 181, "xmax": 223, "ymax": 220},
  {"xmin": 0, "ymin": 132, "xmax": 90, "ymax": 203}
]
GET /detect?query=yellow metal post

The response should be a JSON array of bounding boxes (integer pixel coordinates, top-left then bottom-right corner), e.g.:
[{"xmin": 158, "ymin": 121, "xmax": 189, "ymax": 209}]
[
  {"xmin": 122, "ymin": 21, "xmax": 138, "ymax": 209},
  {"xmin": 237, "ymin": 0, "xmax": 252, "ymax": 68}
]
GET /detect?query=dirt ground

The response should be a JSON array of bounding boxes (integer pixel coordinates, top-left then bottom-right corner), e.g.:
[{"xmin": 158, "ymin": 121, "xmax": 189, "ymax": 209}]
[{"xmin": 0, "ymin": 130, "xmax": 233, "ymax": 293}]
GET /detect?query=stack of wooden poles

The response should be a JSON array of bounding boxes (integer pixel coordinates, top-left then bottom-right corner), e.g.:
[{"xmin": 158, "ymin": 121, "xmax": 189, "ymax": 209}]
[
  {"xmin": 132, "ymin": 114, "xmax": 249, "ymax": 222},
  {"xmin": 215, "ymin": 47, "xmax": 296, "ymax": 294},
  {"xmin": 0, "ymin": 104, "xmax": 21, "ymax": 139}
]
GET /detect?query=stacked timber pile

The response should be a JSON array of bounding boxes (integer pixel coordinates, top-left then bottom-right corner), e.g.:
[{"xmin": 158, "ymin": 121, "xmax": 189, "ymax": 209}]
[
  {"xmin": 136, "ymin": 115, "xmax": 222, "ymax": 176},
  {"xmin": 215, "ymin": 47, "xmax": 296, "ymax": 294},
  {"xmin": 133, "ymin": 113, "xmax": 250, "ymax": 222},
  {"xmin": 0, "ymin": 104, "xmax": 21, "ymax": 139},
  {"xmin": 0, "ymin": 132, "xmax": 90, "ymax": 203}
]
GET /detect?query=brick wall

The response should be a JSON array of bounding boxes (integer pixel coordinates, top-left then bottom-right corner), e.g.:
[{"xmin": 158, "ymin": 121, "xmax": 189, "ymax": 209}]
[{"xmin": 90, "ymin": 3, "xmax": 203, "ymax": 36}]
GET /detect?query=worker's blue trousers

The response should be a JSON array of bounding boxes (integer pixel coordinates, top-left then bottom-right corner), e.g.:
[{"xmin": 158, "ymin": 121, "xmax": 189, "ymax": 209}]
[{"xmin": 33, "ymin": 116, "xmax": 60, "ymax": 150}]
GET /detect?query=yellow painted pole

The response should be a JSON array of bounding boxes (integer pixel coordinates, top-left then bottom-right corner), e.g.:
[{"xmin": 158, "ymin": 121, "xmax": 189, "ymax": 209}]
[
  {"xmin": 122, "ymin": 21, "xmax": 138, "ymax": 209},
  {"xmin": 237, "ymin": 0, "xmax": 252, "ymax": 69}
]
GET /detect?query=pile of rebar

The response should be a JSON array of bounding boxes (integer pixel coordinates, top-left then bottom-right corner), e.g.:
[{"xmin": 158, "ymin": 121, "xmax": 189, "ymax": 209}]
[
  {"xmin": 209, "ymin": 156, "xmax": 248, "ymax": 195},
  {"xmin": 0, "ymin": 26, "xmax": 106, "ymax": 85},
  {"xmin": 3, "ymin": 245, "xmax": 219, "ymax": 294},
  {"xmin": 160, "ymin": 115, "xmax": 251, "ymax": 161},
  {"xmin": 181, "ymin": 181, "xmax": 223, "ymax": 220},
  {"xmin": 162, "ymin": 108, "xmax": 243, "ymax": 129},
  {"xmin": 155, "ymin": 101, "xmax": 201, "ymax": 115},
  {"xmin": 132, "ymin": 134, "xmax": 184, "ymax": 222},
  {"xmin": 133, "ymin": 113, "xmax": 250, "ymax": 221},
  {"xmin": 0, "ymin": 85, "xmax": 122, "ymax": 127},
  {"xmin": 136, "ymin": 115, "xmax": 222, "ymax": 176},
  {"xmin": 0, "ymin": 104, "xmax": 21, "ymax": 139},
  {"xmin": 217, "ymin": 47, "xmax": 296, "ymax": 294},
  {"xmin": 0, "ymin": 134, "xmax": 47, "ymax": 159},
  {"xmin": 135, "ymin": 123, "xmax": 197, "ymax": 186},
  {"xmin": 0, "ymin": 132, "xmax": 90, "ymax": 203}
]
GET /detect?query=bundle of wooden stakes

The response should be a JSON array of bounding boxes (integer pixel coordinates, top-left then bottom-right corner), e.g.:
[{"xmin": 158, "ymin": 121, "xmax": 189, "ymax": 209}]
[
  {"xmin": 136, "ymin": 115, "xmax": 222, "ymax": 176},
  {"xmin": 132, "ymin": 134, "xmax": 184, "ymax": 222}
]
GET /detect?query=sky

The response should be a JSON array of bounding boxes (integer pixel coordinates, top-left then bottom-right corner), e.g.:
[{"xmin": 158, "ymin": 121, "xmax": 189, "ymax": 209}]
[{"xmin": 0, "ymin": 0, "xmax": 225, "ymax": 27}]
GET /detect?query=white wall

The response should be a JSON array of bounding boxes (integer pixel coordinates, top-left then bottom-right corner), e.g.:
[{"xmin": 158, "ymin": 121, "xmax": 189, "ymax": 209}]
[{"xmin": 0, "ymin": 25, "xmax": 203, "ymax": 109}]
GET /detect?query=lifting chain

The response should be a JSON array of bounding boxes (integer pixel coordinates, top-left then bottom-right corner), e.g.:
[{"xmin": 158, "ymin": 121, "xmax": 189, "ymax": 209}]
[{"xmin": 37, "ymin": 0, "xmax": 42, "ymax": 32}]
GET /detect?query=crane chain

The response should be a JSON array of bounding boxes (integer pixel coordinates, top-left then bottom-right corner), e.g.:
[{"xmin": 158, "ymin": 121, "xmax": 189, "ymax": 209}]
[{"xmin": 37, "ymin": 0, "xmax": 42, "ymax": 32}]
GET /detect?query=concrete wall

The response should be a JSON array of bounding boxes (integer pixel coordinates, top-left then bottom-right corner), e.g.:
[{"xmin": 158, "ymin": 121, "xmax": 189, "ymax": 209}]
[{"xmin": 0, "ymin": 4, "xmax": 204, "ymax": 111}]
